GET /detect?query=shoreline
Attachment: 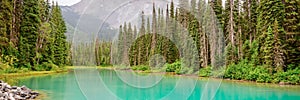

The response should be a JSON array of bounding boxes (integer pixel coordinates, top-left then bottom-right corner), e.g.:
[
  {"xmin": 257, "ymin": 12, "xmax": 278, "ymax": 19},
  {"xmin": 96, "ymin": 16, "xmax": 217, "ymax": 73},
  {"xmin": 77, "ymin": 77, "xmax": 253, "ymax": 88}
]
[
  {"xmin": 1, "ymin": 70, "xmax": 68, "ymax": 77},
  {"xmin": 1, "ymin": 66, "xmax": 299, "ymax": 99},
  {"xmin": 2, "ymin": 66, "xmax": 299, "ymax": 89},
  {"xmin": 0, "ymin": 68, "xmax": 71, "ymax": 100},
  {"xmin": 0, "ymin": 69, "xmax": 70, "ymax": 84},
  {"xmin": 93, "ymin": 66, "xmax": 300, "ymax": 87}
]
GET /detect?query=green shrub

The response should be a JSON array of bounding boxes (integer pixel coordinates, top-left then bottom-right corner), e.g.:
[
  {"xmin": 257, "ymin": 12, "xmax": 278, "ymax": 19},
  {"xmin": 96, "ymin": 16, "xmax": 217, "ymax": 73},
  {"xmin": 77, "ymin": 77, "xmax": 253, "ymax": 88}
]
[
  {"xmin": 257, "ymin": 73, "xmax": 272, "ymax": 83},
  {"xmin": 139, "ymin": 65, "xmax": 150, "ymax": 71},
  {"xmin": 18, "ymin": 68, "xmax": 30, "ymax": 73},
  {"xmin": 165, "ymin": 60, "xmax": 181, "ymax": 72},
  {"xmin": 132, "ymin": 66, "xmax": 138, "ymax": 70},
  {"xmin": 288, "ymin": 75, "xmax": 299, "ymax": 85},
  {"xmin": 34, "ymin": 62, "xmax": 58, "ymax": 71},
  {"xmin": 211, "ymin": 66, "xmax": 226, "ymax": 78},
  {"xmin": 131, "ymin": 65, "xmax": 150, "ymax": 71},
  {"xmin": 0, "ymin": 63, "xmax": 19, "ymax": 73},
  {"xmin": 175, "ymin": 67, "xmax": 193, "ymax": 75},
  {"xmin": 225, "ymin": 64, "xmax": 244, "ymax": 80},
  {"xmin": 199, "ymin": 67, "xmax": 212, "ymax": 77},
  {"xmin": 274, "ymin": 68, "xmax": 300, "ymax": 84},
  {"xmin": 3, "ymin": 67, "xmax": 19, "ymax": 73}
]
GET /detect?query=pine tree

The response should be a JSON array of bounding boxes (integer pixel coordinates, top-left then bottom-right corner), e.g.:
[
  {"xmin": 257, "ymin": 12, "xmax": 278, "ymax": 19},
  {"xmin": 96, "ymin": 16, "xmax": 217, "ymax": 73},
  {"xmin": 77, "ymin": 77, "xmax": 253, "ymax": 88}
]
[
  {"xmin": 249, "ymin": 40, "xmax": 259, "ymax": 65},
  {"xmin": 133, "ymin": 25, "xmax": 137, "ymax": 39},
  {"xmin": 146, "ymin": 18, "xmax": 151, "ymax": 34},
  {"xmin": 224, "ymin": 0, "xmax": 238, "ymax": 64},
  {"xmin": 211, "ymin": 0, "xmax": 225, "ymax": 29},
  {"xmin": 36, "ymin": 0, "xmax": 52, "ymax": 65},
  {"xmin": 127, "ymin": 23, "xmax": 133, "ymax": 65},
  {"xmin": 0, "ymin": 0, "xmax": 12, "ymax": 54},
  {"xmin": 151, "ymin": 3, "xmax": 157, "ymax": 56},
  {"xmin": 117, "ymin": 25, "xmax": 123, "ymax": 64},
  {"xmin": 50, "ymin": 3, "xmax": 68, "ymax": 66},
  {"xmin": 138, "ymin": 11, "xmax": 146, "ymax": 65},
  {"xmin": 19, "ymin": 0, "xmax": 41, "ymax": 68},
  {"xmin": 170, "ymin": 0, "xmax": 175, "ymax": 19},
  {"xmin": 249, "ymin": 0, "xmax": 259, "ymax": 41},
  {"xmin": 256, "ymin": 0, "xmax": 285, "ymax": 65},
  {"xmin": 273, "ymin": 19, "xmax": 285, "ymax": 72},
  {"xmin": 256, "ymin": 0, "xmax": 285, "ymax": 36},
  {"xmin": 261, "ymin": 26, "xmax": 274, "ymax": 72},
  {"xmin": 283, "ymin": 0, "xmax": 300, "ymax": 32},
  {"xmin": 10, "ymin": 0, "xmax": 22, "ymax": 47}
]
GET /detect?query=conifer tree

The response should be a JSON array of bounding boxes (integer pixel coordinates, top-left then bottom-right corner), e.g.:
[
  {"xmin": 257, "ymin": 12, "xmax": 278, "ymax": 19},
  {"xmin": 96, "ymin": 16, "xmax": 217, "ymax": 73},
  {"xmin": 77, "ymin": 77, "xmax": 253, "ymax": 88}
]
[
  {"xmin": 170, "ymin": 0, "xmax": 175, "ymax": 19},
  {"xmin": 211, "ymin": 0, "xmax": 225, "ymax": 29},
  {"xmin": 256, "ymin": 0, "xmax": 285, "ymax": 35},
  {"xmin": 273, "ymin": 19, "xmax": 285, "ymax": 72},
  {"xmin": 138, "ymin": 11, "xmax": 146, "ymax": 65},
  {"xmin": 37, "ymin": 0, "xmax": 52, "ymax": 64},
  {"xmin": 50, "ymin": 3, "xmax": 68, "ymax": 66},
  {"xmin": 151, "ymin": 3, "xmax": 157, "ymax": 56},
  {"xmin": 0, "ymin": 0, "xmax": 12, "ymax": 54},
  {"xmin": 261, "ymin": 26, "xmax": 274, "ymax": 72},
  {"xmin": 19, "ymin": 0, "xmax": 41, "ymax": 68},
  {"xmin": 283, "ymin": 0, "xmax": 300, "ymax": 32}
]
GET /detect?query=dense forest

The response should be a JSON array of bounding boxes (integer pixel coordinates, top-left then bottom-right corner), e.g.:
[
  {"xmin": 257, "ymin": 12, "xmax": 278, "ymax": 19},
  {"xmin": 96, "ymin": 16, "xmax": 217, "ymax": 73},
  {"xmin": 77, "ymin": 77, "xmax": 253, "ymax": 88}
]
[
  {"xmin": 1, "ymin": 0, "xmax": 299, "ymax": 84},
  {"xmin": 95, "ymin": 0, "xmax": 300, "ymax": 84},
  {"xmin": 0, "ymin": 0, "xmax": 70, "ymax": 72}
]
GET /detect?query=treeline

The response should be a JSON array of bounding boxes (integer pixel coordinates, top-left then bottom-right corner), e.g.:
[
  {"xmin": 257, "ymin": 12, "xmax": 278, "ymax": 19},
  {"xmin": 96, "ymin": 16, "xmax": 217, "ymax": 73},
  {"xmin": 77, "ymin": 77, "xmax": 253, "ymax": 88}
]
[
  {"xmin": 0, "ymin": 0, "xmax": 70, "ymax": 72},
  {"xmin": 112, "ymin": 0, "xmax": 300, "ymax": 84},
  {"xmin": 114, "ymin": 0, "xmax": 225, "ymax": 72},
  {"xmin": 212, "ymin": 0, "xmax": 300, "ymax": 84}
]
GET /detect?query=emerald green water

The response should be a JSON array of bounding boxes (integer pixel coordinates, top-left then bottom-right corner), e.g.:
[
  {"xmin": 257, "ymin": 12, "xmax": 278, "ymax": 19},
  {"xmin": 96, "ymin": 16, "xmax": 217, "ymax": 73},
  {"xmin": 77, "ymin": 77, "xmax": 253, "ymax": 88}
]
[{"xmin": 17, "ymin": 69, "xmax": 300, "ymax": 100}]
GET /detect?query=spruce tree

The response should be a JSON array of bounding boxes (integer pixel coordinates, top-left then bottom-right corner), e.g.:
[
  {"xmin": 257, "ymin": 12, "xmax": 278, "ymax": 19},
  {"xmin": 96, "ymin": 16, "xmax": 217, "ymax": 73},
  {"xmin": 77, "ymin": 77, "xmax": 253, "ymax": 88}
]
[
  {"xmin": 19, "ymin": 0, "xmax": 41, "ymax": 68},
  {"xmin": 256, "ymin": 0, "xmax": 285, "ymax": 35},
  {"xmin": 283, "ymin": 0, "xmax": 300, "ymax": 32},
  {"xmin": 37, "ymin": 0, "xmax": 52, "ymax": 64},
  {"xmin": 151, "ymin": 3, "xmax": 157, "ymax": 56},
  {"xmin": 138, "ymin": 11, "xmax": 146, "ymax": 65},
  {"xmin": 170, "ymin": 0, "xmax": 175, "ymax": 19},
  {"xmin": 0, "ymin": 0, "xmax": 12, "ymax": 55},
  {"xmin": 273, "ymin": 19, "xmax": 285, "ymax": 72},
  {"xmin": 117, "ymin": 25, "xmax": 123, "ymax": 64},
  {"xmin": 211, "ymin": 0, "xmax": 225, "ymax": 29},
  {"xmin": 50, "ymin": 3, "xmax": 68, "ymax": 66},
  {"xmin": 261, "ymin": 26, "xmax": 274, "ymax": 72}
]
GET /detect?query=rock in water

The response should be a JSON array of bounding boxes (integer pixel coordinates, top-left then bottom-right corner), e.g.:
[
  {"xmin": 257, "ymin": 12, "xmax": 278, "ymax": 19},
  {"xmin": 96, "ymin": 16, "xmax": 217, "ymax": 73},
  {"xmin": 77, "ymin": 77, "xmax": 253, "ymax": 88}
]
[{"xmin": 0, "ymin": 80, "xmax": 39, "ymax": 100}]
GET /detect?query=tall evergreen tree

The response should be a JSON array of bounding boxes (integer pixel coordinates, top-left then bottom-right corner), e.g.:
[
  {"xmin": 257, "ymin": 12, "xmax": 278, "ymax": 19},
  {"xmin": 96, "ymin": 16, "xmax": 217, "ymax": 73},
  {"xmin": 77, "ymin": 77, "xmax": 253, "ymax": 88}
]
[
  {"xmin": 19, "ymin": 0, "xmax": 41, "ymax": 68},
  {"xmin": 0, "ymin": 0, "xmax": 13, "ymax": 55},
  {"xmin": 261, "ymin": 26, "xmax": 274, "ymax": 72},
  {"xmin": 256, "ymin": 0, "xmax": 285, "ymax": 35},
  {"xmin": 170, "ymin": 0, "xmax": 175, "ymax": 19},
  {"xmin": 50, "ymin": 3, "xmax": 68, "ymax": 66},
  {"xmin": 151, "ymin": 3, "xmax": 157, "ymax": 55},
  {"xmin": 36, "ymin": 0, "xmax": 52, "ymax": 64},
  {"xmin": 273, "ymin": 19, "xmax": 285, "ymax": 72},
  {"xmin": 211, "ymin": 0, "xmax": 225, "ymax": 29},
  {"xmin": 283, "ymin": 0, "xmax": 300, "ymax": 32}
]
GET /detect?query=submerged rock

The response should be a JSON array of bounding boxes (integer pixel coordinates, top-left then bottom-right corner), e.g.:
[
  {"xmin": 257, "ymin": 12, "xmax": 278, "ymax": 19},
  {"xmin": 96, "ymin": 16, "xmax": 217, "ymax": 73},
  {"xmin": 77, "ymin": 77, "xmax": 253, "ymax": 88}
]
[{"xmin": 0, "ymin": 80, "xmax": 39, "ymax": 100}]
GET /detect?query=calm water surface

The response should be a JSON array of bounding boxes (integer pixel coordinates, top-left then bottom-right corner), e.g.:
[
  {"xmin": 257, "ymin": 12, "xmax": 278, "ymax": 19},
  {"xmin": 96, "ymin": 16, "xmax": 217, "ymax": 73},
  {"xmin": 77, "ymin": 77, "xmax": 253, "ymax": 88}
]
[{"xmin": 17, "ymin": 69, "xmax": 300, "ymax": 100}]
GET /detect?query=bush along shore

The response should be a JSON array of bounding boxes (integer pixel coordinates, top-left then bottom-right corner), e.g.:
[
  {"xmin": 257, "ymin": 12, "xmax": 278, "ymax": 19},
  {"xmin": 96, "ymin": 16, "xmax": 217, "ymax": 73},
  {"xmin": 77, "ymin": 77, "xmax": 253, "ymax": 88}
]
[{"xmin": 0, "ymin": 80, "xmax": 39, "ymax": 100}]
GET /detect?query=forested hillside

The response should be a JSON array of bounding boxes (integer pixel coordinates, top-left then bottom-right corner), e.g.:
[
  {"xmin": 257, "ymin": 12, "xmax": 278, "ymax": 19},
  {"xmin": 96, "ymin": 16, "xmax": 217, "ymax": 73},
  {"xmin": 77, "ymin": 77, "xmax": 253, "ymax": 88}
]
[
  {"xmin": 0, "ymin": 0, "xmax": 70, "ymax": 72},
  {"xmin": 97, "ymin": 0, "xmax": 300, "ymax": 84},
  {"xmin": 1, "ymin": 0, "xmax": 299, "ymax": 84}
]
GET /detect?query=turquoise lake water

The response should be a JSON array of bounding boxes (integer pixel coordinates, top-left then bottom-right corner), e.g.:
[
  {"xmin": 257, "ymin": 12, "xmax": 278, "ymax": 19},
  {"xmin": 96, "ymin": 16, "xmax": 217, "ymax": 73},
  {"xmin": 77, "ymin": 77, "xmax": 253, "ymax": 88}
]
[{"xmin": 17, "ymin": 69, "xmax": 300, "ymax": 100}]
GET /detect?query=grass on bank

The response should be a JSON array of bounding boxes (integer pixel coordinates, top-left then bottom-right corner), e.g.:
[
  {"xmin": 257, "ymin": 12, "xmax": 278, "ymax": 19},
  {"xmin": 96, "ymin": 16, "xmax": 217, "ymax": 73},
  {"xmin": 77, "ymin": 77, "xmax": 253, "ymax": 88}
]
[
  {"xmin": 111, "ymin": 60, "xmax": 300, "ymax": 85},
  {"xmin": 0, "ymin": 63, "xmax": 70, "ymax": 85}
]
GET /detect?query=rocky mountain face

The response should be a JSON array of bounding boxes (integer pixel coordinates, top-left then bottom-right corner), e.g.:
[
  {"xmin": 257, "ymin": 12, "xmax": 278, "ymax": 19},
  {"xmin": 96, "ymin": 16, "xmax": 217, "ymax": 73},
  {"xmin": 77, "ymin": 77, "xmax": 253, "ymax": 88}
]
[{"xmin": 61, "ymin": 0, "xmax": 176, "ymax": 42}]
